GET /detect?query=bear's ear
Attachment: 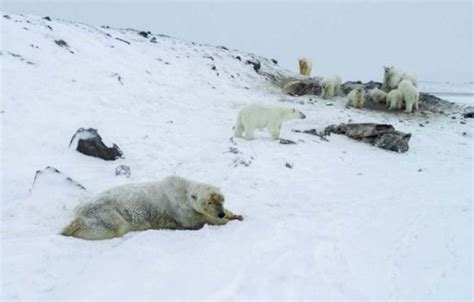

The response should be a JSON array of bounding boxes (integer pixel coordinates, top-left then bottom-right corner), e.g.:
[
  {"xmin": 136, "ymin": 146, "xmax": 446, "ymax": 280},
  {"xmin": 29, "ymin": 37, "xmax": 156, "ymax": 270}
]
[{"xmin": 384, "ymin": 66, "xmax": 389, "ymax": 71}]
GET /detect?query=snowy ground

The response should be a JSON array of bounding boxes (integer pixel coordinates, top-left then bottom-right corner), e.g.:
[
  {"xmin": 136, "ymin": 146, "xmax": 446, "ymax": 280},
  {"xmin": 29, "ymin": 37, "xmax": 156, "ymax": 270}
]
[{"xmin": 1, "ymin": 13, "xmax": 473, "ymax": 300}]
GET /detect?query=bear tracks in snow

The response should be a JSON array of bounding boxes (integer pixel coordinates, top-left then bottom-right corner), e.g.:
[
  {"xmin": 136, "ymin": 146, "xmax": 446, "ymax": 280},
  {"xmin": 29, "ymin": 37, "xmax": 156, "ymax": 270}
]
[
  {"xmin": 69, "ymin": 128, "xmax": 123, "ymax": 160},
  {"xmin": 323, "ymin": 123, "xmax": 411, "ymax": 153}
]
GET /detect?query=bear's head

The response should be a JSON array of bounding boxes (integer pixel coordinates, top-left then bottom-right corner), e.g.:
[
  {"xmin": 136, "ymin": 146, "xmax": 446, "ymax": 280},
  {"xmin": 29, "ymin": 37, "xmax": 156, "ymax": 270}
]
[
  {"xmin": 383, "ymin": 66, "xmax": 395, "ymax": 76},
  {"xmin": 287, "ymin": 108, "xmax": 306, "ymax": 120},
  {"xmin": 190, "ymin": 185, "xmax": 226, "ymax": 219}
]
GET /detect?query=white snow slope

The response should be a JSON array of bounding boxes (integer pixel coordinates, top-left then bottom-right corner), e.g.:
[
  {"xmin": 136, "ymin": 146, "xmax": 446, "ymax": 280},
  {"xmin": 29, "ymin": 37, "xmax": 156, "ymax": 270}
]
[{"xmin": 1, "ymin": 13, "xmax": 473, "ymax": 301}]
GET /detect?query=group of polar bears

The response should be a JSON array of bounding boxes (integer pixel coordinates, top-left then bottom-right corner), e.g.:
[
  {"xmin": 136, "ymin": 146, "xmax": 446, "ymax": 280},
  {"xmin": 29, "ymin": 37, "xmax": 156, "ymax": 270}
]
[
  {"xmin": 61, "ymin": 63, "xmax": 420, "ymax": 241},
  {"xmin": 63, "ymin": 105, "xmax": 306, "ymax": 240},
  {"xmin": 299, "ymin": 58, "xmax": 420, "ymax": 113}
]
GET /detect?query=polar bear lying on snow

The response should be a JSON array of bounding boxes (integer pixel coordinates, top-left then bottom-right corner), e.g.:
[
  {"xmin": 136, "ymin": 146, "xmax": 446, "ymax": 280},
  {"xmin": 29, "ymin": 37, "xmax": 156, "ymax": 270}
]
[
  {"xmin": 234, "ymin": 104, "xmax": 306, "ymax": 140},
  {"xmin": 61, "ymin": 176, "xmax": 243, "ymax": 240},
  {"xmin": 383, "ymin": 66, "xmax": 417, "ymax": 91},
  {"xmin": 320, "ymin": 74, "xmax": 342, "ymax": 99}
]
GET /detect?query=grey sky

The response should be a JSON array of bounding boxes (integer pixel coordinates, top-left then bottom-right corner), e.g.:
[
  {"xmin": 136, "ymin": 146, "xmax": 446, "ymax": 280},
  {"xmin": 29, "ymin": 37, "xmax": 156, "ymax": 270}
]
[{"xmin": 1, "ymin": 0, "xmax": 473, "ymax": 82}]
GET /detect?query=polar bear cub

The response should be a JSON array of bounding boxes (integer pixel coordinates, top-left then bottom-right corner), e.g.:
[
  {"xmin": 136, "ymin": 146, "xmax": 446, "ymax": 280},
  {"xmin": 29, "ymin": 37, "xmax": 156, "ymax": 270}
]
[
  {"xmin": 383, "ymin": 66, "xmax": 417, "ymax": 91},
  {"xmin": 298, "ymin": 58, "xmax": 312, "ymax": 76},
  {"xmin": 369, "ymin": 88, "xmax": 388, "ymax": 104},
  {"xmin": 234, "ymin": 104, "xmax": 306, "ymax": 140},
  {"xmin": 398, "ymin": 79, "xmax": 419, "ymax": 113},
  {"xmin": 61, "ymin": 176, "xmax": 243, "ymax": 240},
  {"xmin": 320, "ymin": 74, "xmax": 342, "ymax": 99},
  {"xmin": 346, "ymin": 87, "xmax": 366, "ymax": 108},
  {"xmin": 387, "ymin": 89, "xmax": 404, "ymax": 110}
]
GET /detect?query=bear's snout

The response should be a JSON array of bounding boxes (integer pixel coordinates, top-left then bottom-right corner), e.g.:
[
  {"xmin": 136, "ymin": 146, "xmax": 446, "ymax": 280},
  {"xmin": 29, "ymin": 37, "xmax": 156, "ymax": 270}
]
[{"xmin": 218, "ymin": 212, "xmax": 225, "ymax": 218}]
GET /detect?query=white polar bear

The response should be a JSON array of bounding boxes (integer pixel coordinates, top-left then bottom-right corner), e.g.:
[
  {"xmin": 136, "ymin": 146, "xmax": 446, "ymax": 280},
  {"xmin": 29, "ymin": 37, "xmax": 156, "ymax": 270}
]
[
  {"xmin": 368, "ymin": 88, "xmax": 388, "ymax": 104},
  {"xmin": 346, "ymin": 87, "xmax": 366, "ymax": 109},
  {"xmin": 234, "ymin": 104, "xmax": 306, "ymax": 140},
  {"xmin": 320, "ymin": 74, "xmax": 342, "ymax": 99},
  {"xmin": 383, "ymin": 66, "xmax": 417, "ymax": 91},
  {"xmin": 387, "ymin": 89, "xmax": 404, "ymax": 110},
  {"xmin": 398, "ymin": 79, "xmax": 419, "ymax": 113},
  {"xmin": 61, "ymin": 176, "xmax": 243, "ymax": 240},
  {"xmin": 298, "ymin": 58, "xmax": 312, "ymax": 76}
]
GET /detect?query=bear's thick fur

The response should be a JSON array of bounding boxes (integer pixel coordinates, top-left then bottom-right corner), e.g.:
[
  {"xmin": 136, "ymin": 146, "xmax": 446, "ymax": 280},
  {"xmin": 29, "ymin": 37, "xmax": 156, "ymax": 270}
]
[
  {"xmin": 383, "ymin": 66, "xmax": 417, "ymax": 91},
  {"xmin": 346, "ymin": 88, "xmax": 365, "ymax": 109},
  {"xmin": 387, "ymin": 89, "xmax": 404, "ymax": 110},
  {"xmin": 369, "ymin": 88, "xmax": 388, "ymax": 104},
  {"xmin": 320, "ymin": 74, "xmax": 342, "ymax": 99},
  {"xmin": 61, "ymin": 176, "xmax": 243, "ymax": 240},
  {"xmin": 298, "ymin": 58, "xmax": 312, "ymax": 76},
  {"xmin": 398, "ymin": 79, "xmax": 419, "ymax": 113},
  {"xmin": 234, "ymin": 104, "xmax": 306, "ymax": 140}
]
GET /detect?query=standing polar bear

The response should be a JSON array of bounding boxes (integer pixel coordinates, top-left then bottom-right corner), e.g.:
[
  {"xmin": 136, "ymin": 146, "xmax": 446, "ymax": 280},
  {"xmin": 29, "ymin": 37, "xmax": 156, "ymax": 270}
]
[
  {"xmin": 398, "ymin": 79, "xmax": 419, "ymax": 113},
  {"xmin": 368, "ymin": 88, "xmax": 388, "ymax": 104},
  {"xmin": 320, "ymin": 74, "xmax": 342, "ymax": 99},
  {"xmin": 61, "ymin": 176, "xmax": 243, "ymax": 240},
  {"xmin": 346, "ymin": 87, "xmax": 366, "ymax": 108},
  {"xmin": 382, "ymin": 66, "xmax": 417, "ymax": 91},
  {"xmin": 234, "ymin": 104, "xmax": 306, "ymax": 140},
  {"xmin": 387, "ymin": 89, "xmax": 404, "ymax": 110},
  {"xmin": 298, "ymin": 58, "xmax": 312, "ymax": 76}
]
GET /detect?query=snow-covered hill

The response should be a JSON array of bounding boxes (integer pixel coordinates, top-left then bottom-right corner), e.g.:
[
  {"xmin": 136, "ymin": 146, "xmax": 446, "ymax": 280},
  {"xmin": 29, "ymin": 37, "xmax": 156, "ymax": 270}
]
[{"xmin": 1, "ymin": 13, "xmax": 472, "ymax": 300}]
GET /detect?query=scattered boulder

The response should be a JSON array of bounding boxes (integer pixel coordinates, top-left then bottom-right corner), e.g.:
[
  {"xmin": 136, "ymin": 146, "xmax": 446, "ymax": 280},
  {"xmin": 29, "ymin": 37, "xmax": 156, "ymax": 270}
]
[
  {"xmin": 115, "ymin": 165, "xmax": 131, "ymax": 178},
  {"xmin": 279, "ymin": 138, "xmax": 296, "ymax": 145},
  {"xmin": 54, "ymin": 39, "xmax": 69, "ymax": 48},
  {"xmin": 150, "ymin": 37, "xmax": 157, "ymax": 43},
  {"xmin": 463, "ymin": 112, "xmax": 474, "ymax": 118},
  {"xmin": 218, "ymin": 45, "xmax": 229, "ymax": 51},
  {"xmin": 3, "ymin": 14, "xmax": 11, "ymax": 19},
  {"xmin": 341, "ymin": 81, "xmax": 383, "ymax": 95},
  {"xmin": 30, "ymin": 166, "xmax": 86, "ymax": 193},
  {"xmin": 323, "ymin": 123, "xmax": 411, "ymax": 153},
  {"xmin": 115, "ymin": 37, "xmax": 131, "ymax": 45},
  {"xmin": 138, "ymin": 31, "xmax": 151, "ymax": 38},
  {"xmin": 285, "ymin": 162, "xmax": 293, "ymax": 169},
  {"xmin": 245, "ymin": 59, "xmax": 261, "ymax": 73},
  {"xmin": 69, "ymin": 128, "xmax": 123, "ymax": 160},
  {"xmin": 42, "ymin": 16, "xmax": 52, "ymax": 21},
  {"xmin": 271, "ymin": 58, "xmax": 278, "ymax": 65}
]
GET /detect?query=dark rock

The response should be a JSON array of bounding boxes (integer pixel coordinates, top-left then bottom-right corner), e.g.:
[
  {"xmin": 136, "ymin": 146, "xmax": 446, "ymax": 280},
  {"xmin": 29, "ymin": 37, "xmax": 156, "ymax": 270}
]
[
  {"xmin": 31, "ymin": 166, "xmax": 86, "ymax": 192},
  {"xmin": 115, "ymin": 165, "xmax": 131, "ymax": 178},
  {"xmin": 46, "ymin": 25, "xmax": 53, "ymax": 31},
  {"xmin": 271, "ymin": 58, "xmax": 278, "ymax": 64},
  {"xmin": 285, "ymin": 162, "xmax": 293, "ymax": 169},
  {"xmin": 3, "ymin": 14, "xmax": 11, "ymax": 19},
  {"xmin": 341, "ymin": 81, "xmax": 382, "ymax": 95},
  {"xmin": 203, "ymin": 55, "xmax": 214, "ymax": 61},
  {"xmin": 283, "ymin": 80, "xmax": 322, "ymax": 96},
  {"xmin": 279, "ymin": 138, "xmax": 296, "ymax": 145},
  {"xmin": 150, "ymin": 37, "xmax": 157, "ymax": 43},
  {"xmin": 463, "ymin": 112, "xmax": 474, "ymax": 118},
  {"xmin": 69, "ymin": 128, "xmax": 123, "ymax": 160},
  {"xmin": 218, "ymin": 45, "xmax": 229, "ymax": 50},
  {"xmin": 115, "ymin": 37, "xmax": 131, "ymax": 45},
  {"xmin": 235, "ymin": 56, "xmax": 241, "ymax": 61},
  {"xmin": 54, "ymin": 39, "xmax": 69, "ymax": 48},
  {"xmin": 42, "ymin": 16, "xmax": 52, "ymax": 21},
  {"xmin": 323, "ymin": 123, "xmax": 411, "ymax": 153},
  {"xmin": 211, "ymin": 65, "xmax": 217, "ymax": 71},
  {"xmin": 138, "ymin": 31, "xmax": 151, "ymax": 38},
  {"xmin": 245, "ymin": 59, "xmax": 261, "ymax": 73}
]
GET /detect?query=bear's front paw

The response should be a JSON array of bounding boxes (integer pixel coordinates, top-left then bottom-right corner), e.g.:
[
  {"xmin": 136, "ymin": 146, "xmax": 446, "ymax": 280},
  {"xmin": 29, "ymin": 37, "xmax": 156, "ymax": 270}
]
[{"xmin": 235, "ymin": 215, "xmax": 244, "ymax": 221}]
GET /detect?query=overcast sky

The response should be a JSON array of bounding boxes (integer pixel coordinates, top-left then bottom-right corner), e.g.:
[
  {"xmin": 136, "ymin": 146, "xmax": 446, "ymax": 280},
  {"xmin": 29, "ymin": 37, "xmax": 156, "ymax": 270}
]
[{"xmin": 1, "ymin": 0, "xmax": 473, "ymax": 83}]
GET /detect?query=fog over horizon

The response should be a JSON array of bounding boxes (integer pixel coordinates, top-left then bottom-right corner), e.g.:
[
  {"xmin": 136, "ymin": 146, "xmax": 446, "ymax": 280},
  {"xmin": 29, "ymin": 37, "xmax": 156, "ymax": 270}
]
[{"xmin": 2, "ymin": 0, "xmax": 473, "ymax": 83}]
